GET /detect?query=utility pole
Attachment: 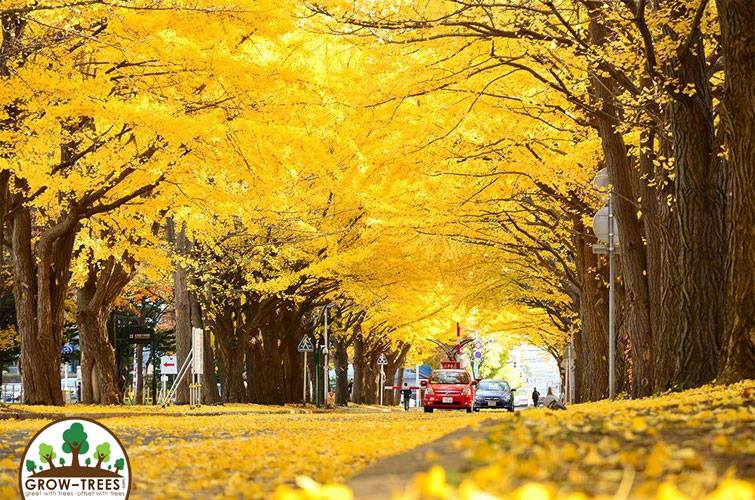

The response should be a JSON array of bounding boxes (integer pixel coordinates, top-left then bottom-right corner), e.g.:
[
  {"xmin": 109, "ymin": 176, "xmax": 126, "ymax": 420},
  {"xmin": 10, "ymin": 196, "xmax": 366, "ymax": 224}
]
[
  {"xmin": 607, "ymin": 194, "xmax": 616, "ymax": 399},
  {"xmin": 321, "ymin": 303, "xmax": 335, "ymax": 406}
]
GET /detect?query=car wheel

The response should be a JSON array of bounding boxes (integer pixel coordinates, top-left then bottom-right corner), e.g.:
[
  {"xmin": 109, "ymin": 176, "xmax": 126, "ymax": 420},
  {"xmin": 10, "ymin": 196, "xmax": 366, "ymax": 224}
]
[
  {"xmin": 474, "ymin": 407, "xmax": 480, "ymax": 412},
  {"xmin": 424, "ymin": 407, "xmax": 433, "ymax": 413}
]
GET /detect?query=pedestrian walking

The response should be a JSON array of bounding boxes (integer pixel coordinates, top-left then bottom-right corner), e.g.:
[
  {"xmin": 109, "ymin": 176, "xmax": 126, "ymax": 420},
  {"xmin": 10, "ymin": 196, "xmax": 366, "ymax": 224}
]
[
  {"xmin": 400, "ymin": 382, "xmax": 412, "ymax": 411},
  {"xmin": 532, "ymin": 387, "xmax": 540, "ymax": 407}
]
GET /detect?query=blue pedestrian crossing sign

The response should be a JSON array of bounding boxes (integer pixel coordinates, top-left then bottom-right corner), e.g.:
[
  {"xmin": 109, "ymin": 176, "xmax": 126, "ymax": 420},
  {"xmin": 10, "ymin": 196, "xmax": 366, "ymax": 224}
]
[{"xmin": 298, "ymin": 335, "xmax": 314, "ymax": 352}]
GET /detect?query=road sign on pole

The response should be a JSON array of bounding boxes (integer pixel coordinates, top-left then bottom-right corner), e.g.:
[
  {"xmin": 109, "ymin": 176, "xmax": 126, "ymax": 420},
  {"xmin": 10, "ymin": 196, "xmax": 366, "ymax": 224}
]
[
  {"xmin": 298, "ymin": 335, "xmax": 313, "ymax": 404},
  {"xmin": 379, "ymin": 366, "xmax": 385, "ymax": 405},
  {"xmin": 377, "ymin": 353, "xmax": 388, "ymax": 365},
  {"xmin": 298, "ymin": 335, "xmax": 314, "ymax": 352},
  {"xmin": 160, "ymin": 355, "xmax": 178, "ymax": 375}
]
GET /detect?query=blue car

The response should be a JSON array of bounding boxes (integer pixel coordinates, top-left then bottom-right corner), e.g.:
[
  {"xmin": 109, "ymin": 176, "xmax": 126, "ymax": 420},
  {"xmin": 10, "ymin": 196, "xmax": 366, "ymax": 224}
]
[{"xmin": 473, "ymin": 379, "xmax": 515, "ymax": 411}]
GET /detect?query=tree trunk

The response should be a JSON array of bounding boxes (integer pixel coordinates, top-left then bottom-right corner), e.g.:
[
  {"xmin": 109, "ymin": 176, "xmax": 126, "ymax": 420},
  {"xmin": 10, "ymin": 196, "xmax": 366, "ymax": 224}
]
[
  {"xmin": 190, "ymin": 292, "xmax": 218, "ymax": 404},
  {"xmin": 76, "ymin": 258, "xmax": 129, "ymax": 405},
  {"xmin": 668, "ymin": 30, "xmax": 724, "ymax": 387},
  {"xmin": 587, "ymin": 12, "xmax": 654, "ymax": 396},
  {"xmin": 716, "ymin": 0, "xmax": 755, "ymax": 382},
  {"xmin": 352, "ymin": 333, "xmax": 366, "ymax": 403},
  {"xmin": 169, "ymin": 221, "xmax": 191, "ymax": 405},
  {"xmin": 215, "ymin": 320, "xmax": 247, "ymax": 403},
  {"xmin": 11, "ymin": 205, "xmax": 77, "ymax": 405},
  {"xmin": 333, "ymin": 336, "xmax": 349, "ymax": 406},
  {"xmin": 573, "ymin": 216, "xmax": 609, "ymax": 401}
]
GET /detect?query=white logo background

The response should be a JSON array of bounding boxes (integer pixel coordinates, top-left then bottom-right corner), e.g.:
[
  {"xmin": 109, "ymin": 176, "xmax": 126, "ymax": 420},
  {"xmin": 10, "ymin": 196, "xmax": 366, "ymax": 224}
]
[{"xmin": 19, "ymin": 418, "xmax": 130, "ymax": 499}]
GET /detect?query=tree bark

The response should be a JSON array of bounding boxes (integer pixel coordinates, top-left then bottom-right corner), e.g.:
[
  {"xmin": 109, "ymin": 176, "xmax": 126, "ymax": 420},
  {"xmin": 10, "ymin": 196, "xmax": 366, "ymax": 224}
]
[
  {"xmin": 11, "ymin": 205, "xmax": 77, "ymax": 405},
  {"xmin": 353, "ymin": 333, "xmax": 366, "ymax": 404},
  {"xmin": 76, "ymin": 258, "xmax": 129, "ymax": 405},
  {"xmin": 573, "ymin": 216, "xmax": 609, "ymax": 401},
  {"xmin": 168, "ymin": 220, "xmax": 191, "ymax": 405},
  {"xmin": 667, "ymin": 29, "xmax": 724, "ymax": 387},
  {"xmin": 716, "ymin": 0, "xmax": 755, "ymax": 382},
  {"xmin": 587, "ymin": 12, "xmax": 654, "ymax": 396},
  {"xmin": 190, "ymin": 291, "xmax": 218, "ymax": 404},
  {"xmin": 333, "ymin": 336, "xmax": 349, "ymax": 406}
]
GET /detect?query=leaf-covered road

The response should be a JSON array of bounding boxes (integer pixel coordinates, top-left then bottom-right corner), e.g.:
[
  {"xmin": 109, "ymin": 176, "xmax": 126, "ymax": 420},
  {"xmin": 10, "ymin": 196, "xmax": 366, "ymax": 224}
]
[
  {"xmin": 0, "ymin": 409, "xmax": 482, "ymax": 499},
  {"xmin": 277, "ymin": 382, "xmax": 755, "ymax": 499}
]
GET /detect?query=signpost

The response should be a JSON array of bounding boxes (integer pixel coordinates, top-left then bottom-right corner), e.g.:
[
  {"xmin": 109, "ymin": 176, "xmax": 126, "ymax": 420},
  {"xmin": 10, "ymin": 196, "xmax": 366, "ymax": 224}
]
[
  {"xmin": 591, "ymin": 168, "xmax": 619, "ymax": 399},
  {"xmin": 160, "ymin": 355, "xmax": 178, "ymax": 375},
  {"xmin": 190, "ymin": 327, "xmax": 204, "ymax": 406},
  {"xmin": 298, "ymin": 335, "xmax": 314, "ymax": 403},
  {"xmin": 377, "ymin": 353, "xmax": 388, "ymax": 405}
]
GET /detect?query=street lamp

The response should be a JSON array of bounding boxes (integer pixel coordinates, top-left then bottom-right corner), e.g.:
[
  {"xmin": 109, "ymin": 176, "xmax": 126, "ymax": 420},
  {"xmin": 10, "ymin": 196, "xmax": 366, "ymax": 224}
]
[{"xmin": 591, "ymin": 168, "xmax": 619, "ymax": 399}]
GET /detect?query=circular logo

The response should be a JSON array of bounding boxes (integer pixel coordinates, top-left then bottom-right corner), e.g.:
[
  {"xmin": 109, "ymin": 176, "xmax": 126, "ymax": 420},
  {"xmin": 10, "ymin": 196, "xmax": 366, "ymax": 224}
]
[{"xmin": 18, "ymin": 418, "xmax": 131, "ymax": 499}]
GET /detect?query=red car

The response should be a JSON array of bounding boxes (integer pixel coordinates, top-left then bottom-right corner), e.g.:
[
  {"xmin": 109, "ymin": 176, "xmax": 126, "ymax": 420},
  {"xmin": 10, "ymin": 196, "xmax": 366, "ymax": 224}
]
[{"xmin": 421, "ymin": 369, "xmax": 476, "ymax": 413}]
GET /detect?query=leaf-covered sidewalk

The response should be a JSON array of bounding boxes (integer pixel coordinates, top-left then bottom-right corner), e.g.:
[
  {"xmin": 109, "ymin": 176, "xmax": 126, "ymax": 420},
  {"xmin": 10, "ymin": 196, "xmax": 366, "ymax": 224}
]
[{"xmin": 277, "ymin": 381, "xmax": 755, "ymax": 499}]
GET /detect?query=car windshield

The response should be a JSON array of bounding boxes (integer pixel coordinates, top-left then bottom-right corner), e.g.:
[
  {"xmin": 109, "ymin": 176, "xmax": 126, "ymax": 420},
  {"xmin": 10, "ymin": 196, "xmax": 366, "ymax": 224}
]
[
  {"xmin": 478, "ymin": 380, "xmax": 510, "ymax": 392},
  {"xmin": 430, "ymin": 371, "xmax": 470, "ymax": 384}
]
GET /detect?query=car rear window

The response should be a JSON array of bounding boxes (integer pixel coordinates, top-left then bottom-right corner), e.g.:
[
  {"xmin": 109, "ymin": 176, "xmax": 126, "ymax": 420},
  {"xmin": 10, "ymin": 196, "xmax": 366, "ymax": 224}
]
[
  {"xmin": 479, "ymin": 380, "xmax": 510, "ymax": 391},
  {"xmin": 430, "ymin": 371, "xmax": 470, "ymax": 384}
]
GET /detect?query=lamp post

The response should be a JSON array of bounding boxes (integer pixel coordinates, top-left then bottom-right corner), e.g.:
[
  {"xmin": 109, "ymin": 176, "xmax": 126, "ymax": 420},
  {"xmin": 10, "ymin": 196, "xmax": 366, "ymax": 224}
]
[{"xmin": 591, "ymin": 168, "xmax": 619, "ymax": 399}]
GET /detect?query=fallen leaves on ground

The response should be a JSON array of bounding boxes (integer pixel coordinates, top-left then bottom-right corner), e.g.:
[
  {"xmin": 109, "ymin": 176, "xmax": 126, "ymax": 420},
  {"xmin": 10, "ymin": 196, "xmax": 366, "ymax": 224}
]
[
  {"xmin": 277, "ymin": 381, "xmax": 755, "ymax": 499},
  {"xmin": 0, "ymin": 409, "xmax": 478, "ymax": 499}
]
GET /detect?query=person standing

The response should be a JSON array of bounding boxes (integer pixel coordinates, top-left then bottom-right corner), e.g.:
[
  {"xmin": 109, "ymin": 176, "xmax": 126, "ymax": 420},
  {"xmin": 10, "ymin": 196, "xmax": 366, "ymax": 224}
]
[
  {"xmin": 532, "ymin": 387, "xmax": 540, "ymax": 407},
  {"xmin": 400, "ymin": 382, "xmax": 412, "ymax": 411}
]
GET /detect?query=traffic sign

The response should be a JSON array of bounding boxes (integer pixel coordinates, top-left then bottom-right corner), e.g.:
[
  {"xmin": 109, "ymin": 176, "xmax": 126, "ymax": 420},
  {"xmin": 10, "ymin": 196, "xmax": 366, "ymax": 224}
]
[
  {"xmin": 61, "ymin": 344, "xmax": 74, "ymax": 355},
  {"xmin": 474, "ymin": 351, "xmax": 482, "ymax": 359},
  {"xmin": 298, "ymin": 335, "xmax": 314, "ymax": 352},
  {"xmin": 377, "ymin": 353, "xmax": 388, "ymax": 365},
  {"xmin": 160, "ymin": 355, "xmax": 178, "ymax": 375}
]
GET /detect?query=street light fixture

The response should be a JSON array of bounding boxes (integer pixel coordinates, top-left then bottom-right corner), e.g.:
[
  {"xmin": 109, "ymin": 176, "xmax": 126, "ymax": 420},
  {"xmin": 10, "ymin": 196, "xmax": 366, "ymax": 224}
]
[{"xmin": 591, "ymin": 168, "xmax": 619, "ymax": 399}]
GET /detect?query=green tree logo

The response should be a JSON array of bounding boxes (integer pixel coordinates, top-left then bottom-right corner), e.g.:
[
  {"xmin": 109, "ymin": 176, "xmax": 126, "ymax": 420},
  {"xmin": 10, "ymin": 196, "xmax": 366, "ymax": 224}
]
[
  {"xmin": 61, "ymin": 423, "xmax": 89, "ymax": 468},
  {"xmin": 38, "ymin": 443, "xmax": 56, "ymax": 469},
  {"xmin": 93, "ymin": 443, "xmax": 111, "ymax": 469}
]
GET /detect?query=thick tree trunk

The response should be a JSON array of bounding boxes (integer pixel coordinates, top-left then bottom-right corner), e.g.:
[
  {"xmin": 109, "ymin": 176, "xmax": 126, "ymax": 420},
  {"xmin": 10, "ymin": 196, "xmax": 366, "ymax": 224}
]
[
  {"xmin": 190, "ymin": 292, "xmax": 218, "ymax": 404},
  {"xmin": 352, "ymin": 333, "xmax": 366, "ymax": 404},
  {"xmin": 169, "ymin": 222, "xmax": 191, "ymax": 405},
  {"xmin": 333, "ymin": 336, "xmax": 349, "ymax": 406},
  {"xmin": 214, "ymin": 317, "xmax": 247, "ymax": 403},
  {"xmin": 11, "ymin": 206, "xmax": 77, "ymax": 405},
  {"xmin": 587, "ymin": 14, "xmax": 654, "ymax": 396},
  {"xmin": 716, "ymin": 0, "xmax": 755, "ymax": 382},
  {"xmin": 573, "ymin": 216, "xmax": 609, "ymax": 401},
  {"xmin": 76, "ymin": 258, "xmax": 128, "ymax": 405},
  {"xmin": 668, "ymin": 32, "xmax": 724, "ymax": 387}
]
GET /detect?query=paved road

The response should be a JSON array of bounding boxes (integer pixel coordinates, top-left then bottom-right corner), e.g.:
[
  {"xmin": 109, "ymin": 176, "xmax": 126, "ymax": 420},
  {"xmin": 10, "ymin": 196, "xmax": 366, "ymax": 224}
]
[{"xmin": 348, "ymin": 418, "xmax": 498, "ymax": 499}]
